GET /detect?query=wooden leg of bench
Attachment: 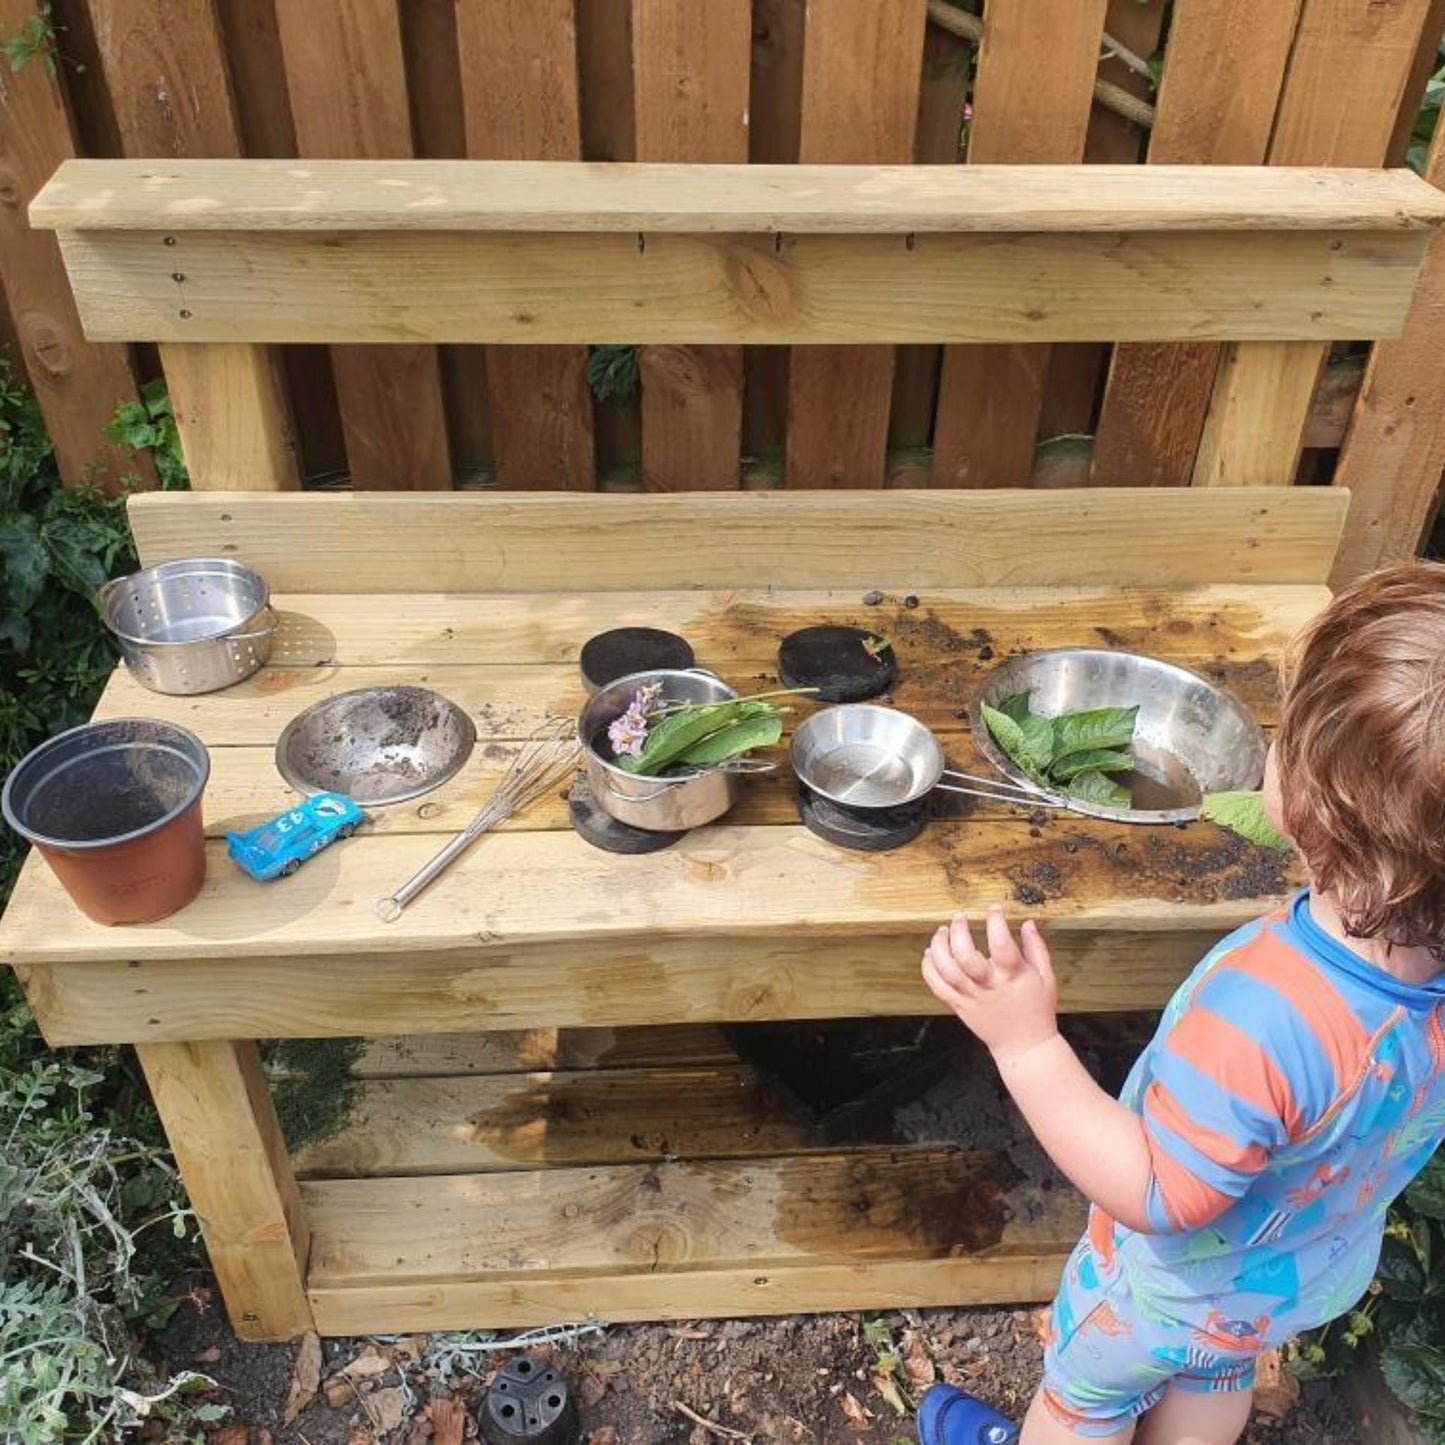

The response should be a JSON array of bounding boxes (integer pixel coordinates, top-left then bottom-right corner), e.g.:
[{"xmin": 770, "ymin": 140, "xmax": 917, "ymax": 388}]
[{"xmin": 137, "ymin": 1039, "xmax": 313, "ymax": 1341}]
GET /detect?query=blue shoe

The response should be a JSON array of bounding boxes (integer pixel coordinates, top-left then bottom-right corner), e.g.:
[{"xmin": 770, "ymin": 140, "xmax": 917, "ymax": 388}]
[{"xmin": 916, "ymin": 1383, "xmax": 1020, "ymax": 1445}]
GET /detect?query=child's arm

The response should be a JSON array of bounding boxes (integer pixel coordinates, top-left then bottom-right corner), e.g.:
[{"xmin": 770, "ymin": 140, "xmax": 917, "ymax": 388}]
[{"xmin": 923, "ymin": 907, "xmax": 1154, "ymax": 1231}]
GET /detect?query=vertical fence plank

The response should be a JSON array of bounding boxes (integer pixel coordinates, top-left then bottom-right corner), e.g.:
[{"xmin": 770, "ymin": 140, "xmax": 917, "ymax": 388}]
[
  {"xmin": 85, "ymin": 0, "xmax": 297, "ymax": 491},
  {"xmin": 216, "ymin": 0, "xmax": 348, "ymax": 483},
  {"xmin": 1037, "ymin": 0, "xmax": 1165, "ymax": 453},
  {"xmin": 0, "ymin": 0, "xmax": 154, "ymax": 489},
  {"xmin": 888, "ymin": 19, "xmax": 969, "ymax": 466},
  {"xmin": 632, "ymin": 0, "xmax": 749, "ymax": 492},
  {"xmin": 400, "ymin": 0, "xmax": 493, "ymax": 481},
  {"xmin": 1332, "ymin": 118, "xmax": 1445, "ymax": 581},
  {"xmin": 273, "ymin": 0, "xmax": 452, "ymax": 491},
  {"xmin": 784, "ymin": 0, "xmax": 926, "ymax": 488},
  {"xmin": 1193, "ymin": 0, "xmax": 1433, "ymax": 488},
  {"xmin": 457, "ymin": 0, "xmax": 595, "ymax": 491},
  {"xmin": 931, "ymin": 0, "xmax": 1107, "ymax": 489},
  {"xmin": 743, "ymin": 0, "xmax": 804, "ymax": 474},
  {"xmin": 1090, "ymin": 0, "xmax": 1302, "ymax": 486},
  {"xmin": 1388, "ymin": 0, "xmax": 1445, "ymax": 165}
]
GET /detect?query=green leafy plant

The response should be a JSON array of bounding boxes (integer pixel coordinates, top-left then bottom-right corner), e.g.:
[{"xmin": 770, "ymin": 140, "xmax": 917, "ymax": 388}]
[
  {"xmin": 982, "ymin": 692, "xmax": 1138, "ymax": 808},
  {"xmin": 1405, "ymin": 39, "xmax": 1444, "ymax": 175},
  {"xmin": 107, "ymin": 379, "xmax": 188, "ymax": 492},
  {"xmin": 618, "ymin": 697, "xmax": 786, "ymax": 776},
  {"xmin": 587, "ymin": 344, "xmax": 639, "ymax": 403},
  {"xmin": 1199, "ymin": 791, "xmax": 1292, "ymax": 853},
  {"xmin": 2, "ymin": 2, "xmax": 58, "ymax": 77}
]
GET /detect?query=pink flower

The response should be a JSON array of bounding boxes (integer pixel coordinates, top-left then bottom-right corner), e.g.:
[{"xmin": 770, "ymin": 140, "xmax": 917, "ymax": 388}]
[{"xmin": 607, "ymin": 682, "xmax": 664, "ymax": 758}]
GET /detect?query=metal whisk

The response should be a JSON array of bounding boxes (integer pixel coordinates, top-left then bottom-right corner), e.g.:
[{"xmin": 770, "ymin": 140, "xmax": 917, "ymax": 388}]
[{"xmin": 376, "ymin": 717, "xmax": 580, "ymax": 922}]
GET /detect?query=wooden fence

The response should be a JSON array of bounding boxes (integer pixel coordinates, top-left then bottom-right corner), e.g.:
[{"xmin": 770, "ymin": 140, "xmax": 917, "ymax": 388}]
[{"xmin": 2, "ymin": 0, "xmax": 1444, "ymax": 581}]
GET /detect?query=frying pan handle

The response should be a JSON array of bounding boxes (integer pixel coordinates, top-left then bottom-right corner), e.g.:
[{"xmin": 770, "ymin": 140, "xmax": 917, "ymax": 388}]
[{"xmin": 935, "ymin": 769, "xmax": 1069, "ymax": 808}]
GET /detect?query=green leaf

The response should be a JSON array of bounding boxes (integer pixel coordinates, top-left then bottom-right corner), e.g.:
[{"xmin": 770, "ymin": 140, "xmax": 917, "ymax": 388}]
[
  {"xmin": 1050, "ymin": 705, "xmax": 1139, "ymax": 761},
  {"xmin": 996, "ymin": 692, "xmax": 1034, "ymax": 725},
  {"xmin": 620, "ymin": 700, "xmax": 778, "ymax": 776},
  {"xmin": 673, "ymin": 712, "xmax": 783, "ymax": 767},
  {"xmin": 1378, "ymin": 1237, "xmax": 1428, "ymax": 1302},
  {"xmin": 1066, "ymin": 769, "xmax": 1132, "ymax": 809},
  {"xmin": 1050, "ymin": 747, "xmax": 1134, "ymax": 782},
  {"xmin": 1199, "ymin": 792, "xmax": 1292, "ymax": 852},
  {"xmin": 1407, "ymin": 1153, "xmax": 1445, "ymax": 1221},
  {"xmin": 1382, "ymin": 1343, "xmax": 1445, "ymax": 1415},
  {"xmin": 0, "ymin": 513, "xmax": 50, "ymax": 613},
  {"xmin": 981, "ymin": 702, "xmax": 1047, "ymax": 784}
]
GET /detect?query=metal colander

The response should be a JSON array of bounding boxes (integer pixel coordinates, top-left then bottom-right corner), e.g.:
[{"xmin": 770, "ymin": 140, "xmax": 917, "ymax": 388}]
[{"xmin": 99, "ymin": 557, "xmax": 278, "ymax": 696}]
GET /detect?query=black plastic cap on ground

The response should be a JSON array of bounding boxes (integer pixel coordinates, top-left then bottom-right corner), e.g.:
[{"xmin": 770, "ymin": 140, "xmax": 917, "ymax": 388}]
[{"xmin": 478, "ymin": 1355, "xmax": 580, "ymax": 1445}]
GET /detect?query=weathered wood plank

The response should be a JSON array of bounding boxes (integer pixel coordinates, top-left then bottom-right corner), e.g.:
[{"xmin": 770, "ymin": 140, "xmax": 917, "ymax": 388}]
[
  {"xmin": 355, "ymin": 1025, "xmax": 740, "ymax": 1077},
  {"xmin": 51, "ymin": 226, "xmax": 1432, "ymax": 348},
  {"xmin": 457, "ymin": 0, "xmax": 595, "ymax": 490},
  {"xmin": 784, "ymin": 0, "xmax": 926, "ymax": 488},
  {"xmin": 126, "ymin": 489, "xmax": 1349, "ymax": 590},
  {"xmin": 273, "ymin": 0, "xmax": 451, "ymax": 491},
  {"xmin": 1196, "ymin": 0, "xmax": 1435, "ymax": 487},
  {"xmin": 932, "ymin": 0, "xmax": 1108, "ymax": 490},
  {"xmin": 293, "ymin": 1066, "xmax": 814, "ymax": 1176},
  {"xmin": 0, "ymin": 0, "xmax": 152, "ymax": 490},
  {"xmin": 1333, "ymin": 118, "xmax": 1445, "ymax": 580},
  {"xmin": 632, "ymin": 0, "xmax": 748, "ymax": 492},
  {"xmin": 84, "ymin": 0, "xmax": 296, "ymax": 492},
  {"xmin": 1091, "ymin": 0, "xmax": 1303, "ymax": 487},
  {"xmin": 137, "ymin": 1039, "xmax": 312, "ymax": 1340},
  {"xmin": 4, "ymin": 804, "xmax": 1294, "ymax": 968}
]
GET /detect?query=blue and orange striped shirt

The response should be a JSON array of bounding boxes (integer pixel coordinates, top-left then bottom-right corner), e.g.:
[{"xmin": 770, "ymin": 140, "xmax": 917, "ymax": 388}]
[{"xmin": 1108, "ymin": 892, "xmax": 1445, "ymax": 1335}]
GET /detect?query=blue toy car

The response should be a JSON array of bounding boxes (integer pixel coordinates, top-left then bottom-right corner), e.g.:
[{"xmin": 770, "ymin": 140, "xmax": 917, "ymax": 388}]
[{"xmin": 227, "ymin": 792, "xmax": 366, "ymax": 881}]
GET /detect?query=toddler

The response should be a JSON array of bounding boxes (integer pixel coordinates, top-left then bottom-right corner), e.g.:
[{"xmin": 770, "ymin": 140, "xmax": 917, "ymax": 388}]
[{"xmin": 919, "ymin": 562, "xmax": 1445, "ymax": 1444}]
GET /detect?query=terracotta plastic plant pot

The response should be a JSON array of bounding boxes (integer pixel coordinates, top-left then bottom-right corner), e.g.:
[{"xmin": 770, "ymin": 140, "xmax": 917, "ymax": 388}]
[{"xmin": 3, "ymin": 719, "xmax": 211, "ymax": 925}]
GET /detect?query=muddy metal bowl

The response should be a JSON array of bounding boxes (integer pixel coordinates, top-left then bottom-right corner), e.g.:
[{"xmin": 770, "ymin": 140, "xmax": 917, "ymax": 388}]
[
  {"xmin": 969, "ymin": 648, "xmax": 1267, "ymax": 825},
  {"xmin": 580, "ymin": 669, "xmax": 741, "ymax": 832},
  {"xmin": 276, "ymin": 685, "xmax": 477, "ymax": 806}
]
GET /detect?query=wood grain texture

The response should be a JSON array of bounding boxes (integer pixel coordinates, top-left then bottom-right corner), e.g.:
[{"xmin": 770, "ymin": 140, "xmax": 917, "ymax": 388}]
[
  {"xmin": 1091, "ymin": 0, "xmax": 1303, "ymax": 487},
  {"xmin": 1200, "ymin": 0, "xmax": 1435, "ymax": 490},
  {"xmin": 932, "ymin": 0, "xmax": 1110, "ymax": 489},
  {"xmin": 137, "ymin": 1040, "xmax": 312, "ymax": 1339},
  {"xmin": 36, "ymin": 159, "xmax": 1445, "ymax": 232},
  {"xmin": 1333, "ymin": 119, "xmax": 1445, "ymax": 580},
  {"xmin": 632, "ymin": 0, "xmax": 748, "ymax": 491},
  {"xmin": 84, "ymin": 0, "xmax": 298, "ymax": 491},
  {"xmin": 0, "ymin": 0, "xmax": 153, "ymax": 490},
  {"xmin": 784, "ymin": 0, "xmax": 926, "ymax": 488},
  {"xmin": 303, "ymin": 1148, "xmax": 1084, "ymax": 1329},
  {"xmin": 16, "ymin": 927, "xmax": 1228, "ymax": 1045},
  {"xmin": 123, "ymin": 489, "xmax": 1349, "ymax": 590},
  {"xmin": 354, "ymin": 1025, "xmax": 740, "ymax": 1077},
  {"xmin": 292, "ymin": 1066, "xmax": 813, "ymax": 1176},
  {"xmin": 457, "ymin": 0, "xmax": 594, "ymax": 490},
  {"xmin": 274, "ymin": 0, "xmax": 451, "ymax": 491},
  {"xmin": 53, "ymin": 226, "xmax": 1432, "ymax": 347}
]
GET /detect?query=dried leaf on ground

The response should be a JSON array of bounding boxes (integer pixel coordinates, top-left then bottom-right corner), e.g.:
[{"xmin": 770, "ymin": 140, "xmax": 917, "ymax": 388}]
[
  {"xmin": 346, "ymin": 1430, "xmax": 376, "ymax": 1445},
  {"xmin": 1252, "ymin": 1348, "xmax": 1301, "ymax": 1420},
  {"xmin": 903, "ymin": 1331, "xmax": 936, "ymax": 1388},
  {"xmin": 282, "ymin": 1331, "xmax": 323, "ymax": 1425},
  {"xmin": 1031, "ymin": 1308, "xmax": 1052, "ymax": 1343},
  {"xmin": 872, "ymin": 1371, "xmax": 910, "ymax": 1417},
  {"xmin": 325, "ymin": 1378, "xmax": 359, "ymax": 1408},
  {"xmin": 587, "ymin": 1429, "xmax": 619, "ymax": 1445},
  {"xmin": 194, "ymin": 1345, "xmax": 222, "ymax": 1365},
  {"xmin": 339, "ymin": 1345, "xmax": 395, "ymax": 1381},
  {"xmin": 841, "ymin": 1391, "xmax": 871, "ymax": 1429},
  {"xmin": 422, "ymin": 1396, "xmax": 467, "ymax": 1445},
  {"xmin": 213, "ymin": 1428, "xmax": 250, "ymax": 1445},
  {"xmin": 367, "ymin": 1385, "xmax": 407, "ymax": 1434}
]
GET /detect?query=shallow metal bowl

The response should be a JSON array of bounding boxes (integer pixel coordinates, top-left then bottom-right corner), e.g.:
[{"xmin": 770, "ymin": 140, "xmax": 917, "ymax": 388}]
[
  {"xmin": 276, "ymin": 685, "xmax": 477, "ymax": 806},
  {"xmin": 969, "ymin": 649, "xmax": 1267, "ymax": 825}
]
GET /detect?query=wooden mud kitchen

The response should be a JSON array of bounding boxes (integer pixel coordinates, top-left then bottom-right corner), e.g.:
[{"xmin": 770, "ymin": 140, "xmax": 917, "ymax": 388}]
[{"xmin": 2, "ymin": 159, "xmax": 1444, "ymax": 1340}]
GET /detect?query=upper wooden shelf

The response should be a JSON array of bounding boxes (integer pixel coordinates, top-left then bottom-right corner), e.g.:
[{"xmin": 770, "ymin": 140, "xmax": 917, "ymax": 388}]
[{"xmin": 32, "ymin": 160, "xmax": 1445, "ymax": 235}]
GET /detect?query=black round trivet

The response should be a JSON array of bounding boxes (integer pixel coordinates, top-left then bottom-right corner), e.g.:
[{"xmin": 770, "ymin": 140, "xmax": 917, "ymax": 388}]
[
  {"xmin": 778, "ymin": 625, "xmax": 897, "ymax": 703},
  {"xmin": 479, "ymin": 1354, "xmax": 579, "ymax": 1444},
  {"xmin": 798, "ymin": 785, "xmax": 926, "ymax": 852},
  {"xmin": 579, "ymin": 627, "xmax": 694, "ymax": 693},
  {"xmin": 567, "ymin": 774, "xmax": 685, "ymax": 854}
]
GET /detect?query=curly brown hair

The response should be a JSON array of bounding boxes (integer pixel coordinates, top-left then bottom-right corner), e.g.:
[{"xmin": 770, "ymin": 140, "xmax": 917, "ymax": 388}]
[{"xmin": 1276, "ymin": 560, "xmax": 1445, "ymax": 954}]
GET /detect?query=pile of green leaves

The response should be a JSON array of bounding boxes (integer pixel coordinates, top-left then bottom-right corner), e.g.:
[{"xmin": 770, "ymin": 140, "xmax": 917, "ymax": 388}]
[
  {"xmin": 1289, "ymin": 1151, "xmax": 1445, "ymax": 1442},
  {"xmin": 618, "ymin": 697, "xmax": 785, "ymax": 776},
  {"xmin": 981, "ymin": 691, "xmax": 1139, "ymax": 808},
  {"xmin": 1199, "ymin": 791, "xmax": 1292, "ymax": 852}
]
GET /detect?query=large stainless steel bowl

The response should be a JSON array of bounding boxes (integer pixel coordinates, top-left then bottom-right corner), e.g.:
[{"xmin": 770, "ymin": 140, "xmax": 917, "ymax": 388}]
[
  {"xmin": 969, "ymin": 649, "xmax": 1267, "ymax": 825},
  {"xmin": 276, "ymin": 685, "xmax": 477, "ymax": 806}
]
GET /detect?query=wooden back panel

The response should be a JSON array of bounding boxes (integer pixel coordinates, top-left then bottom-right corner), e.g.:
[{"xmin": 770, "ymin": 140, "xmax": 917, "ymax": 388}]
[{"xmin": 128, "ymin": 487, "xmax": 1349, "ymax": 592}]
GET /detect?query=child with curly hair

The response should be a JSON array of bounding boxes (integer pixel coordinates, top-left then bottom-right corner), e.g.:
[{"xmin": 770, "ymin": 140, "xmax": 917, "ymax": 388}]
[{"xmin": 918, "ymin": 562, "xmax": 1445, "ymax": 1444}]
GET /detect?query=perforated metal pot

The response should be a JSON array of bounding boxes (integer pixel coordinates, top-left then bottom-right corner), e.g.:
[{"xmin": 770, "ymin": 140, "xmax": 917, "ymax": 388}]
[{"xmin": 99, "ymin": 557, "xmax": 277, "ymax": 695}]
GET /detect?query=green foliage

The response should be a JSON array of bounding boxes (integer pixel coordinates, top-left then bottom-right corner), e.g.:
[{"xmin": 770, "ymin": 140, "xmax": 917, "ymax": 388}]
[
  {"xmin": 263, "ymin": 1037, "xmax": 365, "ymax": 1149},
  {"xmin": 108, "ymin": 380, "xmax": 188, "ymax": 492},
  {"xmin": 2, "ymin": 3, "xmax": 58, "ymax": 77},
  {"xmin": 1405, "ymin": 40, "xmax": 1445, "ymax": 176},
  {"xmin": 587, "ymin": 344, "xmax": 639, "ymax": 403},
  {"xmin": 1199, "ymin": 791, "xmax": 1293, "ymax": 853},
  {"xmin": 982, "ymin": 692, "xmax": 1139, "ymax": 807},
  {"xmin": 619, "ymin": 697, "xmax": 788, "ymax": 776}
]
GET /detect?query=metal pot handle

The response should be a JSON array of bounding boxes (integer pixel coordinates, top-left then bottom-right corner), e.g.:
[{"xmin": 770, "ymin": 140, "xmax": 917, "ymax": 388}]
[
  {"xmin": 599, "ymin": 770, "xmax": 685, "ymax": 803},
  {"xmin": 935, "ymin": 768, "xmax": 1070, "ymax": 809},
  {"xmin": 225, "ymin": 605, "xmax": 281, "ymax": 644}
]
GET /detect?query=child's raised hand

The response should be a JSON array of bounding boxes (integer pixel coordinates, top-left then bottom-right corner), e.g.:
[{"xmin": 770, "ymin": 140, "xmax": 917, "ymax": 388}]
[{"xmin": 922, "ymin": 905, "xmax": 1059, "ymax": 1062}]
